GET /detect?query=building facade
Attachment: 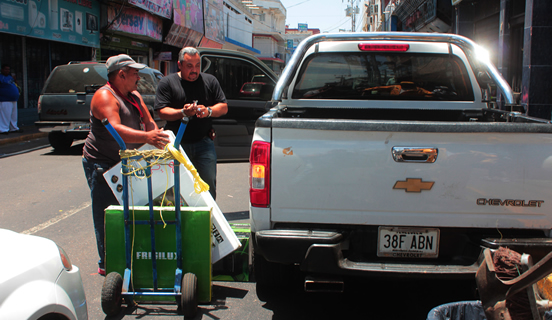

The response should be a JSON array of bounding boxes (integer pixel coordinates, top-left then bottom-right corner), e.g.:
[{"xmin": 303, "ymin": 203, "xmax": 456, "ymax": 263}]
[
  {"xmin": 379, "ymin": 0, "xmax": 552, "ymax": 119},
  {"xmin": 0, "ymin": 0, "xmax": 287, "ymax": 124},
  {"xmin": 245, "ymin": 0, "xmax": 286, "ymax": 75},
  {"xmin": 284, "ymin": 26, "xmax": 320, "ymax": 63}
]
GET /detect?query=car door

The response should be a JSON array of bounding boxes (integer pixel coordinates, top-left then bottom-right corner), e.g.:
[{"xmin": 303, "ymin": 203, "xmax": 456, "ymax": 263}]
[{"xmin": 200, "ymin": 50, "xmax": 278, "ymax": 161}]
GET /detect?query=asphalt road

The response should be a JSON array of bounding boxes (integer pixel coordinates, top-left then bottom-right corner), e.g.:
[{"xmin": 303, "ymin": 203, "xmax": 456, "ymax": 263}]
[{"xmin": 0, "ymin": 138, "xmax": 478, "ymax": 319}]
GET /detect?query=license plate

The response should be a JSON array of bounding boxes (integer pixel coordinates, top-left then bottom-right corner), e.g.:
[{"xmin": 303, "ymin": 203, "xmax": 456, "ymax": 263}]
[{"xmin": 377, "ymin": 227, "xmax": 439, "ymax": 258}]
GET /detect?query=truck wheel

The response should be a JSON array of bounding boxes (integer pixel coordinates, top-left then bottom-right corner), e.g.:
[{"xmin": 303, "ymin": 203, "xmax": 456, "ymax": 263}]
[
  {"xmin": 101, "ymin": 272, "xmax": 123, "ymax": 316},
  {"xmin": 48, "ymin": 132, "xmax": 73, "ymax": 151}
]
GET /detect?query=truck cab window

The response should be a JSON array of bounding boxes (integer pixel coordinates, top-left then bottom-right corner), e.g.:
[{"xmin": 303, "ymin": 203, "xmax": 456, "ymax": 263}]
[{"xmin": 292, "ymin": 52, "xmax": 474, "ymax": 101}]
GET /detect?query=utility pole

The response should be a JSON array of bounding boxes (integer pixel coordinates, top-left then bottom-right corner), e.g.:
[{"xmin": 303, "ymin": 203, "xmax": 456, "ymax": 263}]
[{"xmin": 344, "ymin": 0, "xmax": 360, "ymax": 32}]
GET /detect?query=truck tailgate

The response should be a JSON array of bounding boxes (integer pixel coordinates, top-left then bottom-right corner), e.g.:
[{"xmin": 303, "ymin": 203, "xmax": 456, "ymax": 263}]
[{"xmin": 270, "ymin": 122, "xmax": 552, "ymax": 230}]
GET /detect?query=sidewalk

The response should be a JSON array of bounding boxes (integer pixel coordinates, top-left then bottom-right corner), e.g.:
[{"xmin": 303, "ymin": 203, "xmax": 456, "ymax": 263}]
[{"xmin": 0, "ymin": 125, "xmax": 48, "ymax": 146}]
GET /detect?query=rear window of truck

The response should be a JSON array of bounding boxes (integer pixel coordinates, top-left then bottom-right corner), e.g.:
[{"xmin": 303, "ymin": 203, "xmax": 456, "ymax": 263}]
[
  {"xmin": 43, "ymin": 64, "xmax": 158, "ymax": 95},
  {"xmin": 292, "ymin": 53, "xmax": 474, "ymax": 101}
]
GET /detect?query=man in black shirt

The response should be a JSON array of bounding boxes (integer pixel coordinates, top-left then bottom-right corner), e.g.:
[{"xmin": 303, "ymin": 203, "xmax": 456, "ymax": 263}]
[{"xmin": 155, "ymin": 47, "xmax": 227, "ymax": 199}]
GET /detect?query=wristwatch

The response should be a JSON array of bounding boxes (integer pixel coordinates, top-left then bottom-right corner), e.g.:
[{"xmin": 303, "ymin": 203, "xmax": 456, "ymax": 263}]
[{"xmin": 207, "ymin": 107, "xmax": 212, "ymax": 118}]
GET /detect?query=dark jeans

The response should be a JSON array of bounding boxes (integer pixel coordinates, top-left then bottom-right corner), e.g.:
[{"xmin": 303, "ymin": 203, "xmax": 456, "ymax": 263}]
[
  {"xmin": 82, "ymin": 156, "xmax": 118, "ymax": 269},
  {"xmin": 182, "ymin": 136, "xmax": 217, "ymax": 200}
]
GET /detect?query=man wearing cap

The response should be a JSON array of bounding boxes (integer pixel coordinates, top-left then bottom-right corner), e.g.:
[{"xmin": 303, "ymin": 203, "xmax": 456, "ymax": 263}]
[
  {"xmin": 155, "ymin": 47, "xmax": 227, "ymax": 200},
  {"xmin": 82, "ymin": 54, "xmax": 169, "ymax": 275}
]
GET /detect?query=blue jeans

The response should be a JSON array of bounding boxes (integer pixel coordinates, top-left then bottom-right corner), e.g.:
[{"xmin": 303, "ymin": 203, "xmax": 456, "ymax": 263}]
[
  {"xmin": 82, "ymin": 157, "xmax": 118, "ymax": 269},
  {"xmin": 182, "ymin": 136, "xmax": 217, "ymax": 200}
]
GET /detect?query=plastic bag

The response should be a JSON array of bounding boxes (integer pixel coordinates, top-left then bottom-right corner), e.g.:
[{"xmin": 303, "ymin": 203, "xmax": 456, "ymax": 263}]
[{"xmin": 426, "ymin": 301, "xmax": 486, "ymax": 320}]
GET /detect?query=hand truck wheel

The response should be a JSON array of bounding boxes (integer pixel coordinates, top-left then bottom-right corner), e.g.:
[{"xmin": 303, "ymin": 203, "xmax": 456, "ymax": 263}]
[
  {"xmin": 181, "ymin": 272, "xmax": 198, "ymax": 318},
  {"xmin": 101, "ymin": 272, "xmax": 123, "ymax": 316}
]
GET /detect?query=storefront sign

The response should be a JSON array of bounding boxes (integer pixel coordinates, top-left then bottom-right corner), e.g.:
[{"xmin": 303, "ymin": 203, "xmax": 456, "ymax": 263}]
[
  {"xmin": 164, "ymin": 24, "xmax": 203, "ymax": 48},
  {"xmin": 204, "ymin": 0, "xmax": 224, "ymax": 44},
  {"xmin": 173, "ymin": 0, "xmax": 204, "ymax": 33},
  {"xmin": 287, "ymin": 39, "xmax": 294, "ymax": 48},
  {"xmin": 0, "ymin": 0, "xmax": 100, "ymax": 47},
  {"xmin": 107, "ymin": 6, "xmax": 162, "ymax": 41},
  {"xmin": 129, "ymin": 0, "xmax": 172, "ymax": 19},
  {"xmin": 298, "ymin": 23, "xmax": 308, "ymax": 31}
]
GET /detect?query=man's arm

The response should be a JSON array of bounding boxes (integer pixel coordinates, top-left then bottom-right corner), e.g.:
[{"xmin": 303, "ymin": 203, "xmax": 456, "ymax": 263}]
[
  {"xmin": 196, "ymin": 76, "xmax": 228, "ymax": 119},
  {"xmin": 91, "ymin": 90, "xmax": 169, "ymax": 148},
  {"xmin": 155, "ymin": 76, "xmax": 193, "ymax": 121},
  {"xmin": 158, "ymin": 105, "xmax": 197, "ymax": 121}
]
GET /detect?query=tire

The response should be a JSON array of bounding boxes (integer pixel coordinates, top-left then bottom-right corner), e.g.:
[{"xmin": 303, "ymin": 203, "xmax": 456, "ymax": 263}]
[
  {"xmin": 181, "ymin": 272, "xmax": 198, "ymax": 318},
  {"xmin": 48, "ymin": 131, "xmax": 73, "ymax": 151},
  {"xmin": 252, "ymin": 234, "xmax": 297, "ymax": 301},
  {"xmin": 101, "ymin": 272, "xmax": 123, "ymax": 316},
  {"xmin": 252, "ymin": 237, "xmax": 293, "ymax": 288}
]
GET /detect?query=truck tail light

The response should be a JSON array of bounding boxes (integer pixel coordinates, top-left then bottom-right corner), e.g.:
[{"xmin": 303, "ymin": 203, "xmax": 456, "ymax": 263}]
[
  {"xmin": 358, "ymin": 43, "xmax": 409, "ymax": 52},
  {"xmin": 250, "ymin": 141, "xmax": 270, "ymax": 207}
]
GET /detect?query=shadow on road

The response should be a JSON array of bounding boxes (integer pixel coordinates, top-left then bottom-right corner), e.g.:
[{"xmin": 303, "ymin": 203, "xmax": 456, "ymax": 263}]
[
  {"xmin": 257, "ymin": 277, "xmax": 477, "ymax": 319},
  {"xmin": 42, "ymin": 142, "xmax": 84, "ymax": 156}
]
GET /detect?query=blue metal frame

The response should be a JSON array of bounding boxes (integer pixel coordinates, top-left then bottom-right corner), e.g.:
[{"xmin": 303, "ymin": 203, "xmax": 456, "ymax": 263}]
[{"xmin": 102, "ymin": 117, "xmax": 188, "ymax": 299}]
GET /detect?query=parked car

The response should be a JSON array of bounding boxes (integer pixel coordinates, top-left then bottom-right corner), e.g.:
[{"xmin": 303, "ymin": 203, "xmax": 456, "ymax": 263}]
[
  {"xmin": 197, "ymin": 48, "xmax": 278, "ymax": 161},
  {"xmin": 35, "ymin": 61, "xmax": 164, "ymax": 151},
  {"xmin": 240, "ymin": 82, "xmax": 266, "ymax": 97},
  {"xmin": 0, "ymin": 228, "xmax": 88, "ymax": 319}
]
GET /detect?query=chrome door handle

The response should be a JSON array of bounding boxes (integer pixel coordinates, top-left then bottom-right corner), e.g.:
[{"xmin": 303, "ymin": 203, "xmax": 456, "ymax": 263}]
[{"xmin": 392, "ymin": 147, "xmax": 438, "ymax": 163}]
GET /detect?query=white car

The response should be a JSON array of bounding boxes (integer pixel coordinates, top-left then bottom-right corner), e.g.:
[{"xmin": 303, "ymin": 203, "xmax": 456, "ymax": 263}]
[{"xmin": 0, "ymin": 229, "xmax": 88, "ymax": 320}]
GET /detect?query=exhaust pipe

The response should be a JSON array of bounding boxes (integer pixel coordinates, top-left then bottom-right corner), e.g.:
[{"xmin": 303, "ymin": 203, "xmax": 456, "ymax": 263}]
[{"xmin": 304, "ymin": 275, "xmax": 344, "ymax": 293}]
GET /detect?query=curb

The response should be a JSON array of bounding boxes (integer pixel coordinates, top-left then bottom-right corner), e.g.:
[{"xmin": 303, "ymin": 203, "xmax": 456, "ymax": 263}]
[{"xmin": 0, "ymin": 132, "xmax": 48, "ymax": 146}]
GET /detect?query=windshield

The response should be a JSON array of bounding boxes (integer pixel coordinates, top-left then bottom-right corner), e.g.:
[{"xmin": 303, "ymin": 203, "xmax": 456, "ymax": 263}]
[{"xmin": 292, "ymin": 52, "xmax": 474, "ymax": 101}]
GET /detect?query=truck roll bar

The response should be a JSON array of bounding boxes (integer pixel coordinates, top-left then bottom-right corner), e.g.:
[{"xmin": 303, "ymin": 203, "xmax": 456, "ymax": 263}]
[{"xmin": 273, "ymin": 32, "xmax": 515, "ymax": 106}]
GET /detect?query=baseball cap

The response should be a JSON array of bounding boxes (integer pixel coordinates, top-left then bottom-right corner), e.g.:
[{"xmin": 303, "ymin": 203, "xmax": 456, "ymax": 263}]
[{"xmin": 106, "ymin": 54, "xmax": 147, "ymax": 74}]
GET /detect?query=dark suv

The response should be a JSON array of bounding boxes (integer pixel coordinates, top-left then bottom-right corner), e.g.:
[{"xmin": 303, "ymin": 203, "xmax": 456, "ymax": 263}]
[{"xmin": 36, "ymin": 62, "xmax": 163, "ymax": 151}]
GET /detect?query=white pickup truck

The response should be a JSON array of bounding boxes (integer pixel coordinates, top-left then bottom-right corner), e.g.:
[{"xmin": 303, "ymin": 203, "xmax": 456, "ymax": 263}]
[{"xmin": 249, "ymin": 32, "xmax": 552, "ymax": 292}]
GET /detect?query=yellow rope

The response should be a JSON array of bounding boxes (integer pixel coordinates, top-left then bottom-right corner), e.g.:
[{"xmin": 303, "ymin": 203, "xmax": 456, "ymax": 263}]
[
  {"xmin": 166, "ymin": 144, "xmax": 210, "ymax": 194},
  {"xmin": 119, "ymin": 145, "xmax": 209, "ymax": 194}
]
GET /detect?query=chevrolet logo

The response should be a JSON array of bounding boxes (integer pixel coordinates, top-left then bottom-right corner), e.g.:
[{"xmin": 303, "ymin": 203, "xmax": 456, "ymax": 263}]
[{"xmin": 393, "ymin": 178, "xmax": 434, "ymax": 193}]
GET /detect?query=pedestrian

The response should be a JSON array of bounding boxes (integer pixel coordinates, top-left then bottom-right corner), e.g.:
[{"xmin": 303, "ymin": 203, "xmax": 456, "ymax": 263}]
[
  {"xmin": 82, "ymin": 54, "xmax": 169, "ymax": 275},
  {"xmin": 0, "ymin": 63, "xmax": 22, "ymax": 134},
  {"xmin": 155, "ymin": 47, "xmax": 228, "ymax": 200}
]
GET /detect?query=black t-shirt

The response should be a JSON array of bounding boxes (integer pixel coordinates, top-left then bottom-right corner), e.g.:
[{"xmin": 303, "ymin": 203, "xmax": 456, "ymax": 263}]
[{"xmin": 155, "ymin": 73, "xmax": 227, "ymax": 143}]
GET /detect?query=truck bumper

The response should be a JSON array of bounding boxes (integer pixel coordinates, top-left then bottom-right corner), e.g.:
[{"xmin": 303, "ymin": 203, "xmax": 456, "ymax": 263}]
[
  {"xmin": 35, "ymin": 121, "xmax": 90, "ymax": 133},
  {"xmin": 255, "ymin": 230, "xmax": 552, "ymax": 279},
  {"xmin": 35, "ymin": 121, "xmax": 90, "ymax": 139}
]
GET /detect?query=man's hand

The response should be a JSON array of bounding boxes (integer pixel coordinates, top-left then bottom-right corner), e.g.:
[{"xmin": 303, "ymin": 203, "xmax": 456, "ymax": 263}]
[
  {"xmin": 195, "ymin": 104, "xmax": 210, "ymax": 118},
  {"xmin": 183, "ymin": 103, "xmax": 198, "ymax": 117},
  {"xmin": 146, "ymin": 128, "xmax": 170, "ymax": 149}
]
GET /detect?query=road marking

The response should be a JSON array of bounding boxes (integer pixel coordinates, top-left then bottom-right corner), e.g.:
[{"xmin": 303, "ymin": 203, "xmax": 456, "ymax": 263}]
[{"xmin": 21, "ymin": 201, "xmax": 91, "ymax": 235}]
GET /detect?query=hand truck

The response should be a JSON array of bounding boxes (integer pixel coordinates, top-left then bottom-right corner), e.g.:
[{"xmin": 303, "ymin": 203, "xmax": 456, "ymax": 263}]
[{"xmin": 100, "ymin": 117, "xmax": 210, "ymax": 318}]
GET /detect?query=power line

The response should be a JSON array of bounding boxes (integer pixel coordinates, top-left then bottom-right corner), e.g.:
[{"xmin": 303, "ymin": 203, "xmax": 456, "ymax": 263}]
[
  {"xmin": 326, "ymin": 17, "xmax": 350, "ymax": 32},
  {"xmin": 286, "ymin": 0, "xmax": 313, "ymax": 9}
]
